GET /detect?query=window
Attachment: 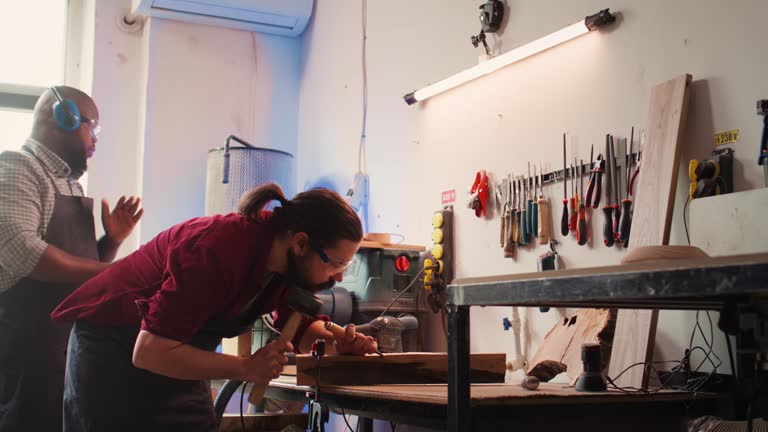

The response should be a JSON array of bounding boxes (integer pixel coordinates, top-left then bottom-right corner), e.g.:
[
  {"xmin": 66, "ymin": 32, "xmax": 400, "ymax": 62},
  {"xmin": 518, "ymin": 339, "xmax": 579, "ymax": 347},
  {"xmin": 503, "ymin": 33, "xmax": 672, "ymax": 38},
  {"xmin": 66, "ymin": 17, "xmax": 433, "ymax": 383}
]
[{"xmin": 0, "ymin": 1, "xmax": 68, "ymax": 152}]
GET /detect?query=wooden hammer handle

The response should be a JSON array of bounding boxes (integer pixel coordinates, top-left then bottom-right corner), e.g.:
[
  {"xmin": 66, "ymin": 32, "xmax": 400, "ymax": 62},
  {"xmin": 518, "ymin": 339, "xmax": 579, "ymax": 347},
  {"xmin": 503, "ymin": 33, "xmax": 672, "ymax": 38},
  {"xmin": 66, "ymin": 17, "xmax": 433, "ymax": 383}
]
[
  {"xmin": 248, "ymin": 312, "xmax": 303, "ymax": 405},
  {"xmin": 323, "ymin": 321, "xmax": 347, "ymax": 339}
]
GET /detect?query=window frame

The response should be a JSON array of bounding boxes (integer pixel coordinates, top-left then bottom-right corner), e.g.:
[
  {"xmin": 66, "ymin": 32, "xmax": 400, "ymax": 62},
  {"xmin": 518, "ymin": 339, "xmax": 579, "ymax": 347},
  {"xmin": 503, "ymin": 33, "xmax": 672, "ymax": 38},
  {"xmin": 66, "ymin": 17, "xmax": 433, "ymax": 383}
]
[{"xmin": 0, "ymin": 83, "xmax": 45, "ymax": 112}]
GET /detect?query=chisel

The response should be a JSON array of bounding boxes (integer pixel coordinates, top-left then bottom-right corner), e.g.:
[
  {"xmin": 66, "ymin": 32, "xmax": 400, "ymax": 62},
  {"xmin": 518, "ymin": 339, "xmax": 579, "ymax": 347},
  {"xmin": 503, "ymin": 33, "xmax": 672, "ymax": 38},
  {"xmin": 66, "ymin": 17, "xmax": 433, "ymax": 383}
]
[
  {"xmin": 537, "ymin": 161, "xmax": 549, "ymax": 245},
  {"xmin": 618, "ymin": 128, "xmax": 634, "ymax": 244},
  {"xmin": 560, "ymin": 134, "xmax": 569, "ymax": 236},
  {"xmin": 602, "ymin": 134, "xmax": 615, "ymax": 247},
  {"xmin": 577, "ymin": 160, "xmax": 588, "ymax": 246}
]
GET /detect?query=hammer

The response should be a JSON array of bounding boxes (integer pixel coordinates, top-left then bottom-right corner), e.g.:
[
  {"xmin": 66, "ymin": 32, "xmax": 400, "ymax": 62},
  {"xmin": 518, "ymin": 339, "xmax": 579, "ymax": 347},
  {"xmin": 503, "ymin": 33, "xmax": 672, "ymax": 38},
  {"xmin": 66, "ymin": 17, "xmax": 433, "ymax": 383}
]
[{"xmin": 248, "ymin": 286, "xmax": 323, "ymax": 405}]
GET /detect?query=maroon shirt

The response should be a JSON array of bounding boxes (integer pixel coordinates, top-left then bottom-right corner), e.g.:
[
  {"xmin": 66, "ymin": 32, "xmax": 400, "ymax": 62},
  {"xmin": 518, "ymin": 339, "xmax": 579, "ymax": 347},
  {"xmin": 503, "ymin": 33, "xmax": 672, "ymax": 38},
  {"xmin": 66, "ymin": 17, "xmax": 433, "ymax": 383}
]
[{"xmin": 51, "ymin": 213, "xmax": 312, "ymax": 347}]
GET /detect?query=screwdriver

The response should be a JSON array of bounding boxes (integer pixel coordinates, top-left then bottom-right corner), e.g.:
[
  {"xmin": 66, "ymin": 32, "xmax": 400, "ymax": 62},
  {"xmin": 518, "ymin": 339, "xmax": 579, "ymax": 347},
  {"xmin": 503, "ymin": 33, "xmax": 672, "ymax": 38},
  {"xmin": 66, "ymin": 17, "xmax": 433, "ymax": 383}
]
[
  {"xmin": 577, "ymin": 160, "xmax": 588, "ymax": 246},
  {"xmin": 504, "ymin": 174, "xmax": 516, "ymax": 257},
  {"xmin": 611, "ymin": 135, "xmax": 622, "ymax": 244},
  {"xmin": 560, "ymin": 134, "xmax": 569, "ymax": 236},
  {"xmin": 499, "ymin": 177, "xmax": 507, "ymax": 249},
  {"xmin": 537, "ymin": 161, "xmax": 550, "ymax": 245},
  {"xmin": 618, "ymin": 128, "xmax": 634, "ymax": 244},
  {"xmin": 519, "ymin": 176, "xmax": 528, "ymax": 246},
  {"xmin": 568, "ymin": 163, "xmax": 578, "ymax": 235},
  {"xmin": 602, "ymin": 134, "xmax": 615, "ymax": 247},
  {"xmin": 531, "ymin": 164, "xmax": 538, "ymax": 238},
  {"xmin": 525, "ymin": 170, "xmax": 533, "ymax": 242}
]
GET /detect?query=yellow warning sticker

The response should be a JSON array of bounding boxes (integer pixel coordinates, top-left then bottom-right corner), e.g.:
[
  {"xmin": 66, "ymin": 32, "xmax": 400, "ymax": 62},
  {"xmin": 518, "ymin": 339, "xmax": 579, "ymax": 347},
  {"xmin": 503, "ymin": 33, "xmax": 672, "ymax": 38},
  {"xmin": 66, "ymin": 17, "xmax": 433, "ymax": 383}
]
[{"xmin": 715, "ymin": 129, "xmax": 739, "ymax": 146}]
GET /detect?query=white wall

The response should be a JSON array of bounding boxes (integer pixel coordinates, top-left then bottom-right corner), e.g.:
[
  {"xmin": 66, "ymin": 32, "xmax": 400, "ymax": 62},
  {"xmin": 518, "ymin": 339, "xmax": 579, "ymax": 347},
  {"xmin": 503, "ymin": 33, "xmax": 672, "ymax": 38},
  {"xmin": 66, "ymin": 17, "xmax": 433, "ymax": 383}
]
[
  {"xmin": 297, "ymin": 0, "xmax": 768, "ymax": 406},
  {"xmin": 76, "ymin": 0, "xmax": 302, "ymax": 245},
  {"xmin": 139, "ymin": 18, "xmax": 301, "ymax": 242},
  {"xmin": 83, "ymin": 0, "xmax": 147, "ymax": 255}
]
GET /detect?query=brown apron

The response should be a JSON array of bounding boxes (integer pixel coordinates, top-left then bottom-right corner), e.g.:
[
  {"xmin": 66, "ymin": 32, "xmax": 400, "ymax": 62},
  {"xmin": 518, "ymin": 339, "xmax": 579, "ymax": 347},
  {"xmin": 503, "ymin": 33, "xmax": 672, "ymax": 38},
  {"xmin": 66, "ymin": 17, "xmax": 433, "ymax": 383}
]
[{"xmin": 0, "ymin": 153, "xmax": 99, "ymax": 431}]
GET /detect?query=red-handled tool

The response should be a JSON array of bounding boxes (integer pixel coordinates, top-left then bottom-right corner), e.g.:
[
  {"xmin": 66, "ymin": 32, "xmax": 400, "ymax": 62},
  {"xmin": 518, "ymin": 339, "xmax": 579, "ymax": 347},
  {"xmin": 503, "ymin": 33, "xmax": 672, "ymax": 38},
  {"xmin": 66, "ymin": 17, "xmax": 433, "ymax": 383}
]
[
  {"xmin": 576, "ymin": 160, "xmax": 588, "ymax": 246},
  {"xmin": 560, "ymin": 134, "xmax": 569, "ymax": 237},
  {"xmin": 585, "ymin": 153, "xmax": 604, "ymax": 209},
  {"xmin": 568, "ymin": 162, "xmax": 578, "ymax": 236},
  {"xmin": 602, "ymin": 134, "xmax": 615, "ymax": 247}
]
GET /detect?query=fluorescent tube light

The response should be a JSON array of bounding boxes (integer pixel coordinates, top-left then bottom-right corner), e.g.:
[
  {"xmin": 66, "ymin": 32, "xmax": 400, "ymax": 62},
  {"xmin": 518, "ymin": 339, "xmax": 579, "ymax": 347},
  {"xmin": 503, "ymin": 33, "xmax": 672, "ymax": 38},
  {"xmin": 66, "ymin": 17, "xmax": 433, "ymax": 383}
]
[{"xmin": 404, "ymin": 9, "xmax": 616, "ymax": 105}]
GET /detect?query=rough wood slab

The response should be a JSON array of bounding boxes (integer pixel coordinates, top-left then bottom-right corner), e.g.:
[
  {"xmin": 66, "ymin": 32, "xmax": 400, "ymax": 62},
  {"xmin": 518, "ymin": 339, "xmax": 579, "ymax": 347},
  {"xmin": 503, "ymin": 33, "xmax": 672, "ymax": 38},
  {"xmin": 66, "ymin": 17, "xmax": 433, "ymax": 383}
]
[
  {"xmin": 219, "ymin": 413, "xmax": 308, "ymax": 432},
  {"xmin": 296, "ymin": 352, "xmax": 505, "ymax": 386},
  {"xmin": 610, "ymin": 73, "xmax": 693, "ymax": 390},
  {"xmin": 527, "ymin": 309, "xmax": 617, "ymax": 383}
]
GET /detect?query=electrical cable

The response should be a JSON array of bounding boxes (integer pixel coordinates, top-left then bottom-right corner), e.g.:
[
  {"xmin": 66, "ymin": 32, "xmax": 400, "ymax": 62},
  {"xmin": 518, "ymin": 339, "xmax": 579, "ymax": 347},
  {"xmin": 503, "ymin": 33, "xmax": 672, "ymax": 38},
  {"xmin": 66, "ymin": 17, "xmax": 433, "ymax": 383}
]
[
  {"xmin": 440, "ymin": 307, "xmax": 448, "ymax": 338},
  {"xmin": 725, "ymin": 331, "xmax": 736, "ymax": 378},
  {"xmin": 340, "ymin": 409, "xmax": 355, "ymax": 432},
  {"xmin": 415, "ymin": 279, "xmax": 423, "ymax": 350},
  {"xmin": 605, "ymin": 311, "xmax": 723, "ymax": 398},
  {"xmin": 240, "ymin": 381, "xmax": 250, "ymax": 432},
  {"xmin": 378, "ymin": 267, "xmax": 427, "ymax": 318},
  {"xmin": 683, "ymin": 196, "xmax": 691, "ymax": 245},
  {"xmin": 357, "ymin": 0, "xmax": 368, "ymax": 173}
]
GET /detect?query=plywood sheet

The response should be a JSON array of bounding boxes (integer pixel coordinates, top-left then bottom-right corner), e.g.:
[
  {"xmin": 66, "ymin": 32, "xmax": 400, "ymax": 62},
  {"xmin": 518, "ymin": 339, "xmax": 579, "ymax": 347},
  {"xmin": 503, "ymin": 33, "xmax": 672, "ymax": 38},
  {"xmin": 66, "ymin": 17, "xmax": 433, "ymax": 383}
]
[{"xmin": 609, "ymin": 74, "xmax": 693, "ymax": 389}]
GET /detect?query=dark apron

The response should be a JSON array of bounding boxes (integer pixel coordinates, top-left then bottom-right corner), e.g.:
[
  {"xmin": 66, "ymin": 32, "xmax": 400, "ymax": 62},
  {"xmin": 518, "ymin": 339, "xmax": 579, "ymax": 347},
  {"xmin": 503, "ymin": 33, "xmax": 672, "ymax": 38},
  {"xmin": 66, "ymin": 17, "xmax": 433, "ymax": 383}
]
[
  {"xmin": 0, "ymin": 154, "xmax": 99, "ymax": 432},
  {"xmin": 63, "ymin": 234, "xmax": 276, "ymax": 432}
]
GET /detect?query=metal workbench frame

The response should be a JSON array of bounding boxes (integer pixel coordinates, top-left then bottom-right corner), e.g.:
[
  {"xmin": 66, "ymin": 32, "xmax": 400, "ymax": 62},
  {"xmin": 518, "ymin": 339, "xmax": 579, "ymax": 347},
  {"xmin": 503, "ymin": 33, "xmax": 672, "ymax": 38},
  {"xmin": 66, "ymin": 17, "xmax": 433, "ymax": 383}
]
[{"xmin": 446, "ymin": 253, "xmax": 768, "ymax": 432}]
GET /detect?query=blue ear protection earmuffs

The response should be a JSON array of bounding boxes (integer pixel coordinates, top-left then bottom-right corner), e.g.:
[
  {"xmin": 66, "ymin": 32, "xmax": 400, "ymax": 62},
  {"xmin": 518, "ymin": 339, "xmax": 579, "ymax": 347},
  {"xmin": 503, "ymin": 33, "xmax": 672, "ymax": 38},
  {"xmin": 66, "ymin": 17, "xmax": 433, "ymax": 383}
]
[{"xmin": 50, "ymin": 86, "xmax": 81, "ymax": 132}]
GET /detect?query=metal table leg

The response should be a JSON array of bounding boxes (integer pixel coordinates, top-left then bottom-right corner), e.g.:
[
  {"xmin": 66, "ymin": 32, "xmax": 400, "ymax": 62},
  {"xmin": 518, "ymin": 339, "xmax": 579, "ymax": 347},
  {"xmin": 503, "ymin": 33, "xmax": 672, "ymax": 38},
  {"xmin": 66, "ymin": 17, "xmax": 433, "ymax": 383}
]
[
  {"xmin": 448, "ymin": 304, "xmax": 471, "ymax": 432},
  {"xmin": 358, "ymin": 417, "xmax": 373, "ymax": 432}
]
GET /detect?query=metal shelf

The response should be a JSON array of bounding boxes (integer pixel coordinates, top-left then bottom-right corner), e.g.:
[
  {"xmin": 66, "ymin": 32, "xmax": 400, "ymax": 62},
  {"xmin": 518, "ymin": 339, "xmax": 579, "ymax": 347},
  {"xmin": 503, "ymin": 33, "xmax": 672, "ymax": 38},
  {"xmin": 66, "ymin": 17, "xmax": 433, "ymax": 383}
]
[
  {"xmin": 445, "ymin": 252, "xmax": 768, "ymax": 432},
  {"xmin": 447, "ymin": 253, "xmax": 768, "ymax": 310}
]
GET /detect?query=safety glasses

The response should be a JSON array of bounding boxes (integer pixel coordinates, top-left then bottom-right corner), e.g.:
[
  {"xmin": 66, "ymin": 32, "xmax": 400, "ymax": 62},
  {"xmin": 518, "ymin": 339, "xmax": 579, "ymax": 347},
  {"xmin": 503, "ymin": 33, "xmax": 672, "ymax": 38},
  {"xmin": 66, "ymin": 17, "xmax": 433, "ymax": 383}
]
[
  {"xmin": 310, "ymin": 242, "xmax": 354, "ymax": 271},
  {"xmin": 80, "ymin": 115, "xmax": 101, "ymax": 138}
]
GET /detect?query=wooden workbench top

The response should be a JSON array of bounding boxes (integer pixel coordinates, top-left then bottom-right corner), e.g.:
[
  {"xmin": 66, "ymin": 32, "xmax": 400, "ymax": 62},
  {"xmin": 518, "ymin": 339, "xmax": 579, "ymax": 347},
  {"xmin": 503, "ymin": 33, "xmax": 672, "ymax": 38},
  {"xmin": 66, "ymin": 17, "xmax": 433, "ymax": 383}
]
[{"xmin": 270, "ymin": 376, "xmax": 718, "ymax": 406}]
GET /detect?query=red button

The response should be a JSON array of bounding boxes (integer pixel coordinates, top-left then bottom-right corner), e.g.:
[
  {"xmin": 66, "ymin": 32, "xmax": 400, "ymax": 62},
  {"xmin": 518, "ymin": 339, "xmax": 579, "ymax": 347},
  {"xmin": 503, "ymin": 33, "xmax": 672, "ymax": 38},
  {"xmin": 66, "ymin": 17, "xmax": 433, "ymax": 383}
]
[{"xmin": 395, "ymin": 255, "xmax": 410, "ymax": 273}]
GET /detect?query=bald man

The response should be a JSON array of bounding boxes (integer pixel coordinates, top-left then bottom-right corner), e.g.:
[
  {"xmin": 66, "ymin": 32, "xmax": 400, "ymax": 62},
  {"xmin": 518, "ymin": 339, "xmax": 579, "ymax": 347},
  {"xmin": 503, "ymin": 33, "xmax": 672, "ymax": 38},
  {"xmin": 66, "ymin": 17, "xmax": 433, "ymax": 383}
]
[{"xmin": 0, "ymin": 86, "xmax": 143, "ymax": 431}]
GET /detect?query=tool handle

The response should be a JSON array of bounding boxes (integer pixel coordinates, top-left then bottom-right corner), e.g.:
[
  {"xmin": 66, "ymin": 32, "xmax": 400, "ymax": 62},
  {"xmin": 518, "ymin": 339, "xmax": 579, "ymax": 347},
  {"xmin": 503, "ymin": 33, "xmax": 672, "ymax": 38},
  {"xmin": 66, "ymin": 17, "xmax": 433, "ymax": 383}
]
[
  {"xmin": 537, "ymin": 197, "xmax": 549, "ymax": 244},
  {"xmin": 526, "ymin": 199, "xmax": 534, "ymax": 238},
  {"xmin": 249, "ymin": 312, "xmax": 303, "ymax": 405},
  {"xmin": 628, "ymin": 167, "xmax": 640, "ymax": 197},
  {"xmin": 560, "ymin": 199, "xmax": 569, "ymax": 236},
  {"xmin": 618, "ymin": 199, "xmax": 632, "ymax": 243},
  {"xmin": 519, "ymin": 208, "xmax": 528, "ymax": 246},
  {"xmin": 504, "ymin": 210, "xmax": 516, "ymax": 257},
  {"xmin": 500, "ymin": 209, "xmax": 507, "ymax": 248},
  {"xmin": 585, "ymin": 174, "xmax": 596, "ymax": 206},
  {"xmin": 511, "ymin": 210, "xmax": 519, "ymax": 245},
  {"xmin": 592, "ymin": 173, "xmax": 602, "ymax": 208},
  {"xmin": 324, "ymin": 320, "xmax": 348, "ymax": 339},
  {"xmin": 602, "ymin": 206, "xmax": 615, "ymax": 247},
  {"xmin": 531, "ymin": 202, "xmax": 538, "ymax": 238},
  {"xmin": 568, "ymin": 197, "xmax": 577, "ymax": 234},
  {"xmin": 612, "ymin": 204, "xmax": 622, "ymax": 242},
  {"xmin": 577, "ymin": 204, "xmax": 588, "ymax": 246},
  {"xmin": 760, "ymin": 115, "xmax": 768, "ymax": 165}
]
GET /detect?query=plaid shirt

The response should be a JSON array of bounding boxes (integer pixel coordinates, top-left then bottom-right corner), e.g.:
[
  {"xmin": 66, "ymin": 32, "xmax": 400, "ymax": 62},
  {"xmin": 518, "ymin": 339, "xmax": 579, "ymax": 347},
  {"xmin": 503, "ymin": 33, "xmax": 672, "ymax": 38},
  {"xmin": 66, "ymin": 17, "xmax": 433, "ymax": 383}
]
[{"xmin": 0, "ymin": 138, "xmax": 86, "ymax": 292}]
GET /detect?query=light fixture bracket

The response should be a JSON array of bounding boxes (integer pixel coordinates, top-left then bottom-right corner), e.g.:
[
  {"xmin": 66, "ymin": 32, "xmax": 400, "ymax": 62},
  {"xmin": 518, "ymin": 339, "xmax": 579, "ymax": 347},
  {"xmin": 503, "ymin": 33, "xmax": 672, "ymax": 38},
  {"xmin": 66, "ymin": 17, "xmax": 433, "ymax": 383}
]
[
  {"xmin": 585, "ymin": 9, "xmax": 616, "ymax": 31},
  {"xmin": 478, "ymin": 0, "xmax": 504, "ymax": 33}
]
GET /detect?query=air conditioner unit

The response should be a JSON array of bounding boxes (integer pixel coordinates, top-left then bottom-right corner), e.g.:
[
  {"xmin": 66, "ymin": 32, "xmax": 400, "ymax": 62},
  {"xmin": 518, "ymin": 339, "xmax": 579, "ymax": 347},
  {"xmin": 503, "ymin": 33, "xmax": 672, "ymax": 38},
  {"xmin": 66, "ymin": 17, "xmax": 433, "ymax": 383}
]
[{"xmin": 131, "ymin": 0, "xmax": 314, "ymax": 37}]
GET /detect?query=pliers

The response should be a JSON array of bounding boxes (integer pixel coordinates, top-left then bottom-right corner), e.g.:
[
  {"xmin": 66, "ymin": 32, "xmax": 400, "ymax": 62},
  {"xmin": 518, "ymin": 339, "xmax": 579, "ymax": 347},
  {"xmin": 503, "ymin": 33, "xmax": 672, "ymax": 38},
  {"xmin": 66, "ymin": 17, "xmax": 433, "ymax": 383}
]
[{"xmin": 585, "ymin": 154, "xmax": 604, "ymax": 209}]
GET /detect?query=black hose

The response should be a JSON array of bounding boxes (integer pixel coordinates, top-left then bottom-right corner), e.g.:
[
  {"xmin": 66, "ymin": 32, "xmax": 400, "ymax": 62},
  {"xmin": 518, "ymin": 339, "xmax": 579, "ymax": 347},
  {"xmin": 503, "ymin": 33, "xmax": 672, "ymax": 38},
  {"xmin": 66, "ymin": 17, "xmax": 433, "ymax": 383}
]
[{"xmin": 214, "ymin": 379, "xmax": 244, "ymax": 425}]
